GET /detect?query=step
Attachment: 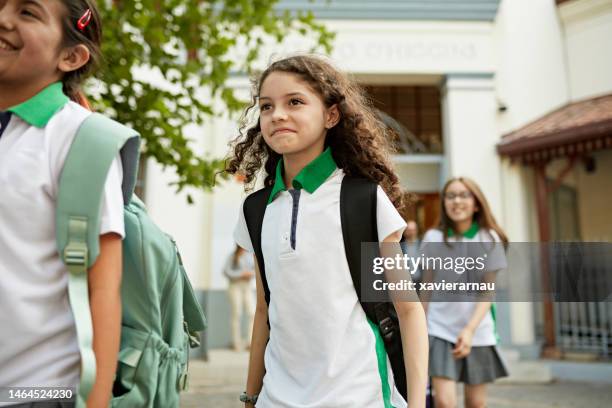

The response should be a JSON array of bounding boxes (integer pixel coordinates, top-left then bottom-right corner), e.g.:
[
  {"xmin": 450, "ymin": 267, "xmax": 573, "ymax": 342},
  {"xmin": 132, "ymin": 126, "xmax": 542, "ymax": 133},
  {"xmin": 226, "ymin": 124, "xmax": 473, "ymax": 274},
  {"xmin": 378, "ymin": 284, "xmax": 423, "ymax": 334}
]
[
  {"xmin": 496, "ymin": 360, "xmax": 553, "ymax": 384},
  {"xmin": 498, "ymin": 347, "xmax": 521, "ymax": 362}
]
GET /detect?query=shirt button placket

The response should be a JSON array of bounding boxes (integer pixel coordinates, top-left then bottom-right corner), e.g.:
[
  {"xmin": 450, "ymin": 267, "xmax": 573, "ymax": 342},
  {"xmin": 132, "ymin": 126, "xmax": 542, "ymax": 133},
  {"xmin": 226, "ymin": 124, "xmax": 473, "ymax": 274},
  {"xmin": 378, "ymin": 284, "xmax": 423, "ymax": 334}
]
[{"xmin": 288, "ymin": 189, "xmax": 301, "ymax": 250}]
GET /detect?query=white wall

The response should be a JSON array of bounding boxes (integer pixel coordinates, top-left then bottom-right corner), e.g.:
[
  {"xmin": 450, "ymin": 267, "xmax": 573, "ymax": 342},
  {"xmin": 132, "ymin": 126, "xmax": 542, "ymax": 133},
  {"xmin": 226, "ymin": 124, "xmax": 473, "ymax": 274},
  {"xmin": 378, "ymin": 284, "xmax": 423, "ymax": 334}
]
[
  {"xmin": 559, "ymin": 0, "xmax": 612, "ymax": 101},
  {"xmin": 493, "ymin": 0, "xmax": 571, "ymax": 239},
  {"xmin": 244, "ymin": 20, "xmax": 495, "ymax": 75},
  {"xmin": 442, "ymin": 74, "xmax": 503, "ymax": 218},
  {"xmin": 494, "ymin": 0, "xmax": 570, "ymax": 134},
  {"xmin": 492, "ymin": 0, "xmax": 572, "ymax": 347},
  {"xmin": 327, "ymin": 20, "xmax": 495, "ymax": 75}
]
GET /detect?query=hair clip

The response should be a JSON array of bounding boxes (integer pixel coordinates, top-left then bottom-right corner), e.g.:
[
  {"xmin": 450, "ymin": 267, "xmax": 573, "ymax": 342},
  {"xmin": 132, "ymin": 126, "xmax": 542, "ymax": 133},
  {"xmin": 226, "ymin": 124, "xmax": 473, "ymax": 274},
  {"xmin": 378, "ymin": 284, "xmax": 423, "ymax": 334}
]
[{"xmin": 77, "ymin": 9, "xmax": 92, "ymax": 31}]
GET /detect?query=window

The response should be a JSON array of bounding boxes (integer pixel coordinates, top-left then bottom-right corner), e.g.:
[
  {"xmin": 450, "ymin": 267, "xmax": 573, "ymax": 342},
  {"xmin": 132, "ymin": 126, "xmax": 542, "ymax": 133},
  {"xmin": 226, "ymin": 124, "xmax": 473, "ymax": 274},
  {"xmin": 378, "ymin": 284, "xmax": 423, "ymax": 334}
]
[{"xmin": 363, "ymin": 85, "xmax": 443, "ymax": 154}]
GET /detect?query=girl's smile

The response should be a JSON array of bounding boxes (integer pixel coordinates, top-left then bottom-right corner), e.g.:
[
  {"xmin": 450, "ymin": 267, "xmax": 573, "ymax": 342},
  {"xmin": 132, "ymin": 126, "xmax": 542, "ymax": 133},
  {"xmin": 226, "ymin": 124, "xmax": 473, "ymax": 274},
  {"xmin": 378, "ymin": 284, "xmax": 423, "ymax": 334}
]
[
  {"xmin": 444, "ymin": 181, "xmax": 478, "ymax": 224},
  {"xmin": 0, "ymin": 0, "xmax": 76, "ymax": 108},
  {"xmin": 0, "ymin": 37, "xmax": 17, "ymax": 51},
  {"xmin": 271, "ymin": 127, "xmax": 297, "ymax": 137}
]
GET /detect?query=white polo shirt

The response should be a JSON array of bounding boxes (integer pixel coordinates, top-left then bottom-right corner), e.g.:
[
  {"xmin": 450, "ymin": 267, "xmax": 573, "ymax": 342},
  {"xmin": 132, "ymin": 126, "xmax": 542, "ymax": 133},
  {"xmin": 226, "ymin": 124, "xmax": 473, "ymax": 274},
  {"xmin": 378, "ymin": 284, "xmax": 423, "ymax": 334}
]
[
  {"xmin": 421, "ymin": 226, "xmax": 507, "ymax": 346},
  {"xmin": 234, "ymin": 148, "xmax": 407, "ymax": 408},
  {"xmin": 0, "ymin": 83, "xmax": 124, "ymax": 399}
]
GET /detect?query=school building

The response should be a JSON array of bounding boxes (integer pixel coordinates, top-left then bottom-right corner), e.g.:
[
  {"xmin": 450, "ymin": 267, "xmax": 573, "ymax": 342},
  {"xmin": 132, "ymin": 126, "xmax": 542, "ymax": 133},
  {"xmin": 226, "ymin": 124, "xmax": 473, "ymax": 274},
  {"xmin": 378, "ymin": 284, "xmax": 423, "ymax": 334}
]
[{"xmin": 140, "ymin": 0, "xmax": 612, "ymax": 361}]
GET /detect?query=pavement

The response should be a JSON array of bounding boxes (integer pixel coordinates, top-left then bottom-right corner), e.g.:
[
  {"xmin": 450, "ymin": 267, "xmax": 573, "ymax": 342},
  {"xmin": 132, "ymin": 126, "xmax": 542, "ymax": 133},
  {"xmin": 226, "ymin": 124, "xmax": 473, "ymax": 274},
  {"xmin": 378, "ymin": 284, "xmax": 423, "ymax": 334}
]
[{"xmin": 180, "ymin": 349, "xmax": 612, "ymax": 408}]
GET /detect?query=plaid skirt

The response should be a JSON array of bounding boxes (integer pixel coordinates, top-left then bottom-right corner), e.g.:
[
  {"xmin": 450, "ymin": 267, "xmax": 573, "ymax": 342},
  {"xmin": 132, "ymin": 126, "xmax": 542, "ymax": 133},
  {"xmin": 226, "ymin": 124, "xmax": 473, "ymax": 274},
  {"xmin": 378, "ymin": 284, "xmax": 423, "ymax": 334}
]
[{"xmin": 429, "ymin": 335, "xmax": 509, "ymax": 384}]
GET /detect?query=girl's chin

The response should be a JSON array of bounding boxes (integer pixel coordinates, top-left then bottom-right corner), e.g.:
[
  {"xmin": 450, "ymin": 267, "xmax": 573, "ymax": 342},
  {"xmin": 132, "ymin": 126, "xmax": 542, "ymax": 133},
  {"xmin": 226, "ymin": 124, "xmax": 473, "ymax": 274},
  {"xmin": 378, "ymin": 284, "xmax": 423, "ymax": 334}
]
[
  {"xmin": 449, "ymin": 214, "xmax": 473, "ymax": 223},
  {"xmin": 270, "ymin": 144, "xmax": 302, "ymax": 155},
  {"xmin": 270, "ymin": 146, "xmax": 293, "ymax": 155}
]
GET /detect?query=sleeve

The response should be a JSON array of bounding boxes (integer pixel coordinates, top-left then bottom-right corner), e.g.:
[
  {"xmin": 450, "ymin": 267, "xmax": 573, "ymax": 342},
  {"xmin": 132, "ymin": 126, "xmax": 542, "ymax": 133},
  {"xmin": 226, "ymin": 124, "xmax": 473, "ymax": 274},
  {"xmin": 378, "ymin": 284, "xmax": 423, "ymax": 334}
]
[
  {"xmin": 484, "ymin": 230, "xmax": 507, "ymax": 272},
  {"xmin": 234, "ymin": 199, "xmax": 254, "ymax": 253},
  {"xmin": 99, "ymin": 155, "xmax": 125, "ymax": 238},
  {"xmin": 376, "ymin": 186, "xmax": 406, "ymax": 242},
  {"xmin": 419, "ymin": 229, "xmax": 442, "ymax": 260},
  {"xmin": 421, "ymin": 229, "xmax": 441, "ymax": 244},
  {"xmin": 241, "ymin": 251, "xmax": 255, "ymax": 271}
]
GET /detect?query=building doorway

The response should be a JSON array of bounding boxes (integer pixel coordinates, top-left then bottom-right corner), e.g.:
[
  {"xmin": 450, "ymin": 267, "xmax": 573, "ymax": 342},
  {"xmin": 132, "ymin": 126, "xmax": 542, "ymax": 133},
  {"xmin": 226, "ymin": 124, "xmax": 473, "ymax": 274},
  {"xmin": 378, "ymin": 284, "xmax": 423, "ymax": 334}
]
[{"xmin": 363, "ymin": 84, "xmax": 444, "ymax": 239}]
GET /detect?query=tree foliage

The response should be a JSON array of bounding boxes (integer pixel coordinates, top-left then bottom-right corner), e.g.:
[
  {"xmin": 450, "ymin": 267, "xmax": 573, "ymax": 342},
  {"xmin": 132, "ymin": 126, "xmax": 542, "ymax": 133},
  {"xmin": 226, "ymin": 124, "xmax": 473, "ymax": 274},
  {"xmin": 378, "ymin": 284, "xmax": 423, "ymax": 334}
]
[{"xmin": 92, "ymin": 0, "xmax": 334, "ymax": 197}]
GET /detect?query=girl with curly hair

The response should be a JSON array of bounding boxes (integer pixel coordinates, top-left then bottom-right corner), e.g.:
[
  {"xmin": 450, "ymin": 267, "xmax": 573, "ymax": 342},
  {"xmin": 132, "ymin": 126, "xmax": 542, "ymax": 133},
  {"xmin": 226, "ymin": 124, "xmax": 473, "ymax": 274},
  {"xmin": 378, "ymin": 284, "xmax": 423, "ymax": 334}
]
[{"xmin": 228, "ymin": 55, "xmax": 428, "ymax": 408}]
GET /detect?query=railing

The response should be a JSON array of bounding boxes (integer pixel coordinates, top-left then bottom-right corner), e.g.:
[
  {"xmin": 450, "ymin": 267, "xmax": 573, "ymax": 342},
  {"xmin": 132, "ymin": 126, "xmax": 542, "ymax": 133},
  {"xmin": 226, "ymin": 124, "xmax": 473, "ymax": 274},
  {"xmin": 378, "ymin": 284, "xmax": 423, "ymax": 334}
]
[{"xmin": 555, "ymin": 301, "xmax": 611, "ymax": 358}]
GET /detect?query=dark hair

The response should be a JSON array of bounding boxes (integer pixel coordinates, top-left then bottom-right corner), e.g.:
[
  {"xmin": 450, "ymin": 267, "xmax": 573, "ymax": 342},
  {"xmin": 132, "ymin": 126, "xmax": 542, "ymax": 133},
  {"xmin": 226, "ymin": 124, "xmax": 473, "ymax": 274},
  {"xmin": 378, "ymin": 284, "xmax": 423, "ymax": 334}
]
[
  {"xmin": 438, "ymin": 177, "xmax": 509, "ymax": 247},
  {"xmin": 59, "ymin": 0, "xmax": 102, "ymax": 103},
  {"xmin": 226, "ymin": 55, "xmax": 404, "ymax": 211},
  {"xmin": 231, "ymin": 244, "xmax": 245, "ymax": 269}
]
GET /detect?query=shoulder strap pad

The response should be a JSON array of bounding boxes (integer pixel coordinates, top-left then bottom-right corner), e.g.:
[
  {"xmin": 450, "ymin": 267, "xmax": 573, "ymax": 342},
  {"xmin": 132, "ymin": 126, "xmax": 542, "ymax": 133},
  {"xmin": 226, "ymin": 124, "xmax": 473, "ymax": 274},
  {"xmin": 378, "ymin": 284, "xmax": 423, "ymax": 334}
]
[{"xmin": 56, "ymin": 112, "xmax": 140, "ymax": 268}]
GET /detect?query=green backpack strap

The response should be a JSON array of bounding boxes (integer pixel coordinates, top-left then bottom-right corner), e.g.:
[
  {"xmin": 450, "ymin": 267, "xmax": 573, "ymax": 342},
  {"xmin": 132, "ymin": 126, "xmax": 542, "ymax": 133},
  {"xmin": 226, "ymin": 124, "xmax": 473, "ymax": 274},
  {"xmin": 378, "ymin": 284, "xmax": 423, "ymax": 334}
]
[
  {"xmin": 175, "ymin": 245, "xmax": 207, "ymax": 345},
  {"xmin": 56, "ymin": 113, "xmax": 140, "ymax": 406},
  {"xmin": 182, "ymin": 271, "xmax": 207, "ymax": 347}
]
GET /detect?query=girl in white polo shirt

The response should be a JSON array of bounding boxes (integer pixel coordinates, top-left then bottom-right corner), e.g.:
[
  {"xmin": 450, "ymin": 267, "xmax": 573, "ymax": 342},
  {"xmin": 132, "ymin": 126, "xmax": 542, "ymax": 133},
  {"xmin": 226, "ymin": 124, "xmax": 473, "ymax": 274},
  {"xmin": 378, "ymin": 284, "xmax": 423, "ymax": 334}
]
[
  {"xmin": 227, "ymin": 55, "xmax": 429, "ymax": 408},
  {"xmin": 0, "ymin": 1, "xmax": 123, "ymax": 406},
  {"xmin": 421, "ymin": 177, "xmax": 509, "ymax": 408}
]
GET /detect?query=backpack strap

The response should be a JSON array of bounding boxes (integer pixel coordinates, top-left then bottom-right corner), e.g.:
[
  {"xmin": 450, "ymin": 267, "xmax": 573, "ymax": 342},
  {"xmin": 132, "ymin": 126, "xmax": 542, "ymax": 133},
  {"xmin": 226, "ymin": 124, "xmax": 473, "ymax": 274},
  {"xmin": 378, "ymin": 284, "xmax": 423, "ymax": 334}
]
[
  {"xmin": 340, "ymin": 176, "xmax": 407, "ymax": 399},
  {"xmin": 56, "ymin": 113, "xmax": 140, "ymax": 406},
  {"xmin": 175, "ymin": 244, "xmax": 207, "ymax": 342},
  {"xmin": 339, "ymin": 177, "xmax": 381, "ymax": 321},
  {"xmin": 243, "ymin": 186, "xmax": 273, "ymax": 307}
]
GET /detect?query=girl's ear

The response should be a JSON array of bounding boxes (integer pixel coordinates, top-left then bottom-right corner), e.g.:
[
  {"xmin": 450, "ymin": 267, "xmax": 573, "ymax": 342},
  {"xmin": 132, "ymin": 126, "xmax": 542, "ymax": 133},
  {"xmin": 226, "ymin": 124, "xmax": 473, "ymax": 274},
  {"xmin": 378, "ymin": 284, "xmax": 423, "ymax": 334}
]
[
  {"xmin": 58, "ymin": 44, "xmax": 91, "ymax": 74},
  {"xmin": 325, "ymin": 104, "xmax": 340, "ymax": 129}
]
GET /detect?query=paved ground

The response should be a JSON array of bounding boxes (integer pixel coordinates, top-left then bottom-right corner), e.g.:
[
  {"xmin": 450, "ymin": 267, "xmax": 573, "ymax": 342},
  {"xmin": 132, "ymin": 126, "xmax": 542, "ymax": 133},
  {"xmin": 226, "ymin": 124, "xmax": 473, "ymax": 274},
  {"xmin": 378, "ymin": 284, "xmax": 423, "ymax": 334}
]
[{"xmin": 181, "ymin": 350, "xmax": 612, "ymax": 408}]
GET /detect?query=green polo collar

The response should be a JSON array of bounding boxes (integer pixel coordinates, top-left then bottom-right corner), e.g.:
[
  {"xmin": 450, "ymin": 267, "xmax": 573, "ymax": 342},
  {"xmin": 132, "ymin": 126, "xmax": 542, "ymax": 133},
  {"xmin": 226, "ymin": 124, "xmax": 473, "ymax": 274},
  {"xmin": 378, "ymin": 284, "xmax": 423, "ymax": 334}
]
[
  {"xmin": 448, "ymin": 221, "xmax": 479, "ymax": 239},
  {"xmin": 268, "ymin": 147, "xmax": 337, "ymax": 204},
  {"xmin": 8, "ymin": 82, "xmax": 69, "ymax": 128}
]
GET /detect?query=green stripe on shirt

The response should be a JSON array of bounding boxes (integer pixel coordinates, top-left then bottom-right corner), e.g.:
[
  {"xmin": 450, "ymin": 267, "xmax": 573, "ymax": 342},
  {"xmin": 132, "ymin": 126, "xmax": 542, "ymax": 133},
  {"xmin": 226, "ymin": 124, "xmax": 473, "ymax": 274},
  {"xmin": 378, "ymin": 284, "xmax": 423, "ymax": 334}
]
[
  {"xmin": 491, "ymin": 302, "xmax": 500, "ymax": 344},
  {"xmin": 367, "ymin": 318, "xmax": 396, "ymax": 408}
]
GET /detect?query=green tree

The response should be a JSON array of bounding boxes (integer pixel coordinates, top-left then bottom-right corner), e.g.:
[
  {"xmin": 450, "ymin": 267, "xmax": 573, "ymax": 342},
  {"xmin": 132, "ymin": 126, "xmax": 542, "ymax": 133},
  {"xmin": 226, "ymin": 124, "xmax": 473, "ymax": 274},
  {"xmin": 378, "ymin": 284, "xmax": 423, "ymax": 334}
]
[{"xmin": 92, "ymin": 0, "xmax": 334, "ymax": 199}]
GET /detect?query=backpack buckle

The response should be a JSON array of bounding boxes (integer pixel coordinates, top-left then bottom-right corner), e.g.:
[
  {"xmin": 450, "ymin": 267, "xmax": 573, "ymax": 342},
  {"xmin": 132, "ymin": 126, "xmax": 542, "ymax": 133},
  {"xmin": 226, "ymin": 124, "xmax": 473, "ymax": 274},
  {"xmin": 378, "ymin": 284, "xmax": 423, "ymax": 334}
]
[
  {"xmin": 378, "ymin": 317, "xmax": 395, "ymax": 342},
  {"xmin": 184, "ymin": 321, "xmax": 201, "ymax": 348},
  {"xmin": 64, "ymin": 243, "xmax": 88, "ymax": 274},
  {"xmin": 64, "ymin": 217, "xmax": 89, "ymax": 274},
  {"xmin": 177, "ymin": 372, "xmax": 189, "ymax": 391}
]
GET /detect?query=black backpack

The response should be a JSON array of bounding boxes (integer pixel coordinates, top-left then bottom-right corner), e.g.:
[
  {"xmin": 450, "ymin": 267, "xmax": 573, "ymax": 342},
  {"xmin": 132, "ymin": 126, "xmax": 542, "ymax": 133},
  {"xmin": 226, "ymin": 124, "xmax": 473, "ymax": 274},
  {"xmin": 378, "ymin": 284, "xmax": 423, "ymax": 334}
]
[{"xmin": 243, "ymin": 176, "xmax": 407, "ymax": 400}]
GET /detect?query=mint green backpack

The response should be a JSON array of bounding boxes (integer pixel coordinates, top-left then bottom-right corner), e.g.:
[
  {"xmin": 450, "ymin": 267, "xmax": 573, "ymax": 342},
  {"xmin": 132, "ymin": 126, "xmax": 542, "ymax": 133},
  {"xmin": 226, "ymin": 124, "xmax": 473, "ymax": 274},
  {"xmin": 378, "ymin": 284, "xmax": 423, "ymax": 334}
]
[{"xmin": 56, "ymin": 113, "xmax": 207, "ymax": 407}]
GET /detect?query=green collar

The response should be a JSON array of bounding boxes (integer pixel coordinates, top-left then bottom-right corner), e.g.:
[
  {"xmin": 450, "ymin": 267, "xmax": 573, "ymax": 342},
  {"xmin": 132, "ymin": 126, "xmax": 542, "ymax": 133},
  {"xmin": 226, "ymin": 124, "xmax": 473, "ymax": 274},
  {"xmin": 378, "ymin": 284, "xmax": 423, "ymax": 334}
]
[
  {"xmin": 268, "ymin": 147, "xmax": 337, "ymax": 204},
  {"xmin": 8, "ymin": 82, "xmax": 69, "ymax": 128},
  {"xmin": 448, "ymin": 221, "xmax": 479, "ymax": 239}
]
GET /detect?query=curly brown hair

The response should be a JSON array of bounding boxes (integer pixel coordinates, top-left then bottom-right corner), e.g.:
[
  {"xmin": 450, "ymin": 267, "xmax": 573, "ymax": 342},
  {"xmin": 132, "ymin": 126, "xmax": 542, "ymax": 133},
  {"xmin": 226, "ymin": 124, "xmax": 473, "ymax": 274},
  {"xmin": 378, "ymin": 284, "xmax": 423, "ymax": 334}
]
[{"xmin": 225, "ymin": 55, "xmax": 404, "ymax": 211}]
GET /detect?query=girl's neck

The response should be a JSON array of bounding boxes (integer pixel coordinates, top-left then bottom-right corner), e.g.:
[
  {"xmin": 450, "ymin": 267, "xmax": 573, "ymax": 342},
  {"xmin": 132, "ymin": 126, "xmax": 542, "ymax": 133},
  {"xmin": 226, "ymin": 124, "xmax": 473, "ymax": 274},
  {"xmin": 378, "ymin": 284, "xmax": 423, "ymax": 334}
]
[
  {"xmin": 454, "ymin": 218, "xmax": 473, "ymax": 235},
  {"xmin": 283, "ymin": 155, "xmax": 308, "ymax": 188},
  {"xmin": 0, "ymin": 79, "xmax": 60, "ymax": 111},
  {"xmin": 282, "ymin": 145, "xmax": 325, "ymax": 188}
]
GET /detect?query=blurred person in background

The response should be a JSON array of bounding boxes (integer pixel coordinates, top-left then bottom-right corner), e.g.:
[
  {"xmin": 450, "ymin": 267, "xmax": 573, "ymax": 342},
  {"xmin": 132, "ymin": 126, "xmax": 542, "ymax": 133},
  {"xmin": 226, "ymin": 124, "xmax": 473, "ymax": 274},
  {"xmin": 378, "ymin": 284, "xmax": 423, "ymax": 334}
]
[{"xmin": 224, "ymin": 244, "xmax": 256, "ymax": 351}]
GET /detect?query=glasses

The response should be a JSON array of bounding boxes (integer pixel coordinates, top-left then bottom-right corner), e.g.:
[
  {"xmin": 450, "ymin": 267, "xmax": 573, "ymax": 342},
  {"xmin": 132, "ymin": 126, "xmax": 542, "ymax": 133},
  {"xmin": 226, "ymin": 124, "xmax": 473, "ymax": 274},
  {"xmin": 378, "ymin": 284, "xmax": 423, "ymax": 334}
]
[{"xmin": 444, "ymin": 191, "xmax": 473, "ymax": 201}]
